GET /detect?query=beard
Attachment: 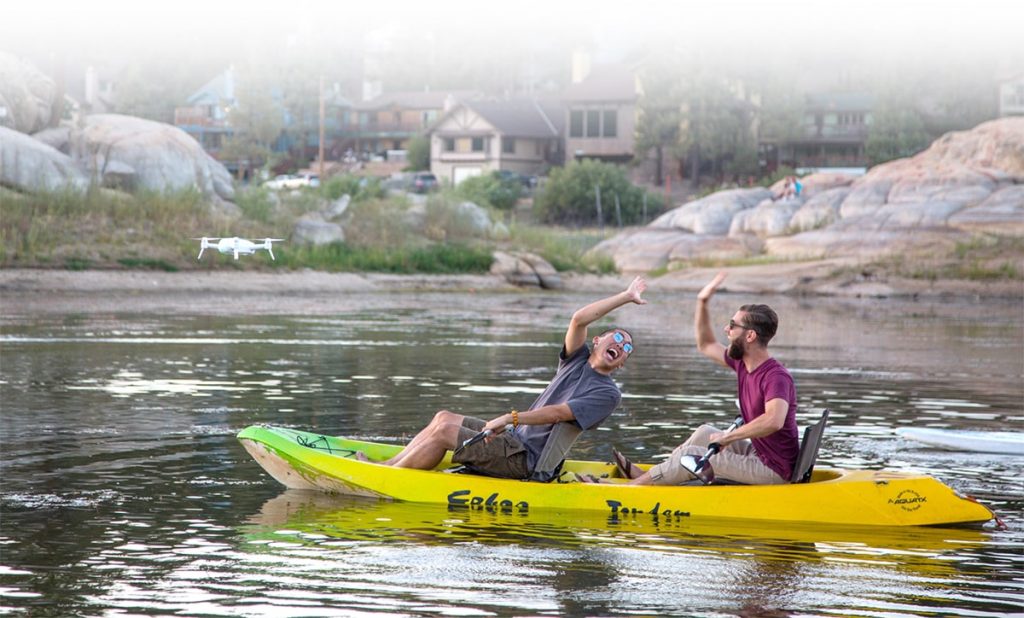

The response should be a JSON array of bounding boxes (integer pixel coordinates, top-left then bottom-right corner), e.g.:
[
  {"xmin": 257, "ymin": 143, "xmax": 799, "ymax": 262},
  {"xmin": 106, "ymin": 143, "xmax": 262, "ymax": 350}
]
[{"xmin": 727, "ymin": 338, "xmax": 745, "ymax": 360}]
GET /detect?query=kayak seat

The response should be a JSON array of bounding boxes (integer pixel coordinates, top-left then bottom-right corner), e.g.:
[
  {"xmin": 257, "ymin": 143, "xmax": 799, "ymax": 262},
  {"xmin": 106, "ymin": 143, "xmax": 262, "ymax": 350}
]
[{"xmin": 791, "ymin": 408, "xmax": 830, "ymax": 483}]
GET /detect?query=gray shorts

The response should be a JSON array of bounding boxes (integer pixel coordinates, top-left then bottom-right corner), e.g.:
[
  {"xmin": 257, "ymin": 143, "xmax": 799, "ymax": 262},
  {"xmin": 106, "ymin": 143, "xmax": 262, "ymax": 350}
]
[{"xmin": 451, "ymin": 416, "xmax": 529, "ymax": 479}]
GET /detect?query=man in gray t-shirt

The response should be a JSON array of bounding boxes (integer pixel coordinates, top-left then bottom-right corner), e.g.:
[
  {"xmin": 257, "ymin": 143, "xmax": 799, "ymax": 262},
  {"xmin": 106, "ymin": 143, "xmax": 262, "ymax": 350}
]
[{"xmin": 366, "ymin": 277, "xmax": 647, "ymax": 480}]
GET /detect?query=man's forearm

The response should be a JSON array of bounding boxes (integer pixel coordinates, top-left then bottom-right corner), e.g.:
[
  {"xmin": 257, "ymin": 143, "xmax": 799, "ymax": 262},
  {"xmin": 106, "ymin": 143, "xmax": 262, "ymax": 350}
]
[
  {"xmin": 571, "ymin": 291, "xmax": 632, "ymax": 328},
  {"xmin": 695, "ymin": 298, "xmax": 716, "ymax": 350}
]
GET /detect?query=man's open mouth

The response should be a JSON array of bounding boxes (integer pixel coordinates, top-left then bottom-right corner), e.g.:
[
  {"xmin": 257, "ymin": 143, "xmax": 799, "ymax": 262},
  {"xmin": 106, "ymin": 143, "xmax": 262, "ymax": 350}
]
[{"xmin": 606, "ymin": 347, "xmax": 620, "ymax": 361}]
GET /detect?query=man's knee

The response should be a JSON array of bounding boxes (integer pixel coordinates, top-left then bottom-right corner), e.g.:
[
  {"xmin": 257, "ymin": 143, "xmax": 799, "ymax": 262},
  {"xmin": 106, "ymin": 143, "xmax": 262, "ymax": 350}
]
[
  {"xmin": 431, "ymin": 409, "xmax": 458, "ymax": 425},
  {"xmin": 685, "ymin": 424, "xmax": 718, "ymax": 447}
]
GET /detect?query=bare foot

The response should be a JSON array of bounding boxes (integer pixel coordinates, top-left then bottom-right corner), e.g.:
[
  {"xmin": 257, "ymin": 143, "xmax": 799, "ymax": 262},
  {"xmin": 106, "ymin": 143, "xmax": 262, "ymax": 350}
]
[{"xmin": 354, "ymin": 452, "xmax": 370, "ymax": 463}]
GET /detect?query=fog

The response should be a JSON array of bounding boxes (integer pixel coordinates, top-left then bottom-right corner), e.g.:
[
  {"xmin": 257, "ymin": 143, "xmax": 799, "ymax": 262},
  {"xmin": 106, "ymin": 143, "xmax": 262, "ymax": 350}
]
[{"xmin": 6, "ymin": 0, "xmax": 1022, "ymax": 72}]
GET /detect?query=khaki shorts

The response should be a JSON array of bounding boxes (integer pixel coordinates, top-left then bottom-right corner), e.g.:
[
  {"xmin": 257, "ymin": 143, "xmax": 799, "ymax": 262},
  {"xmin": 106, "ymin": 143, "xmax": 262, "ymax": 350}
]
[
  {"xmin": 647, "ymin": 424, "xmax": 787, "ymax": 486},
  {"xmin": 451, "ymin": 417, "xmax": 529, "ymax": 479}
]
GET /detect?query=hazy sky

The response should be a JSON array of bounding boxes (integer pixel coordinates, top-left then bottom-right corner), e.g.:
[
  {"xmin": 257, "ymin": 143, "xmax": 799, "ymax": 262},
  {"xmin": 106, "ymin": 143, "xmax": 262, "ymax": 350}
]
[{"xmin": 6, "ymin": 0, "xmax": 1022, "ymax": 61}]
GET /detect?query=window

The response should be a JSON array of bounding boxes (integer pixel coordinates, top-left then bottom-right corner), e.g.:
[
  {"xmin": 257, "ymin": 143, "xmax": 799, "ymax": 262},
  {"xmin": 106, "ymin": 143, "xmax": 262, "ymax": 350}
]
[
  {"xmin": 603, "ymin": 110, "xmax": 617, "ymax": 137},
  {"xmin": 570, "ymin": 110, "xmax": 584, "ymax": 137},
  {"xmin": 443, "ymin": 138, "xmax": 455, "ymax": 152},
  {"xmin": 502, "ymin": 138, "xmax": 514, "ymax": 154},
  {"xmin": 586, "ymin": 110, "xmax": 600, "ymax": 137},
  {"xmin": 471, "ymin": 137, "xmax": 485, "ymax": 152}
]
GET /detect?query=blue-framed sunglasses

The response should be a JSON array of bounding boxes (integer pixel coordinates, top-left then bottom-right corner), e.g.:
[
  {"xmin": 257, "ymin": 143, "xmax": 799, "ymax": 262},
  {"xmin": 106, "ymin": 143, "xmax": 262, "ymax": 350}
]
[{"xmin": 612, "ymin": 331, "xmax": 634, "ymax": 354}]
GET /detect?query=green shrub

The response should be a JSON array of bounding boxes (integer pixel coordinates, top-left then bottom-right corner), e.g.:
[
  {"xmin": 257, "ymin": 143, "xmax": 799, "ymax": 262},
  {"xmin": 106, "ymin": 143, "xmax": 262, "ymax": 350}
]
[
  {"xmin": 321, "ymin": 175, "xmax": 385, "ymax": 202},
  {"xmin": 534, "ymin": 159, "xmax": 662, "ymax": 226},
  {"xmin": 420, "ymin": 194, "xmax": 497, "ymax": 242},
  {"xmin": 235, "ymin": 187, "xmax": 276, "ymax": 223},
  {"xmin": 456, "ymin": 172, "xmax": 521, "ymax": 211}
]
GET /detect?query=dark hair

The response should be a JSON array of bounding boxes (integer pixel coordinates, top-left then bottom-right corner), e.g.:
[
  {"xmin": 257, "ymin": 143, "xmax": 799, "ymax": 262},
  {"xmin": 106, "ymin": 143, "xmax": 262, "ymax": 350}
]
[{"xmin": 738, "ymin": 304, "xmax": 778, "ymax": 345}]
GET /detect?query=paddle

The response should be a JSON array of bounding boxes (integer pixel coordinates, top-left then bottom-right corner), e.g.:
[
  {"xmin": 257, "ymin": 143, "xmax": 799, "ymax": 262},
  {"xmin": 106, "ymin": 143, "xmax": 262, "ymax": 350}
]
[
  {"xmin": 680, "ymin": 416, "xmax": 744, "ymax": 484},
  {"xmin": 454, "ymin": 424, "xmax": 514, "ymax": 455}
]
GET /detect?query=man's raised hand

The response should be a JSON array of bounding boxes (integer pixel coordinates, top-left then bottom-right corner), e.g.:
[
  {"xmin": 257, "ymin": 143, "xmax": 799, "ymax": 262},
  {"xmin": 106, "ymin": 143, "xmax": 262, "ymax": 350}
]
[
  {"xmin": 697, "ymin": 271, "xmax": 727, "ymax": 303},
  {"xmin": 627, "ymin": 276, "xmax": 648, "ymax": 305}
]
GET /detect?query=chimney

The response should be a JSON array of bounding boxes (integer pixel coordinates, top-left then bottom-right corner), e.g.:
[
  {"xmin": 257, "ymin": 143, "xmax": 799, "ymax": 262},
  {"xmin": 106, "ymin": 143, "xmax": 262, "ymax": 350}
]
[{"xmin": 571, "ymin": 49, "xmax": 591, "ymax": 84}]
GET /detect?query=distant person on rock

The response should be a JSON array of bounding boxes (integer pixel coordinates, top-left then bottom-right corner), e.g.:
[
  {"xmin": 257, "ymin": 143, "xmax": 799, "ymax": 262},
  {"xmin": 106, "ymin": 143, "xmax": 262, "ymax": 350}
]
[
  {"xmin": 605, "ymin": 272, "xmax": 799, "ymax": 486},
  {"xmin": 360, "ymin": 277, "xmax": 648, "ymax": 481}
]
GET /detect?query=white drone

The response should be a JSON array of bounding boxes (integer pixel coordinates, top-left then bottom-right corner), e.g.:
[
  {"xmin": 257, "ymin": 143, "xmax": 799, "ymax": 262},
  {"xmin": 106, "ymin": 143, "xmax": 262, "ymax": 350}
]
[{"xmin": 195, "ymin": 237, "xmax": 284, "ymax": 260}]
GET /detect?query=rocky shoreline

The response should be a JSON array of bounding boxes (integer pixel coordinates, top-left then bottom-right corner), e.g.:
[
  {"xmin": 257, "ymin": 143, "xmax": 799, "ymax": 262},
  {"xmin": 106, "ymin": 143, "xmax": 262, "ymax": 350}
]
[{"xmin": 1, "ymin": 264, "xmax": 1019, "ymax": 318}]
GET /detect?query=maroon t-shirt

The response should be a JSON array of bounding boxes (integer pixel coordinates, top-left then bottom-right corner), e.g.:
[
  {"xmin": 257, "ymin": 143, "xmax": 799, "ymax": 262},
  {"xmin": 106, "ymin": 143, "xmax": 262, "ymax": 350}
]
[{"xmin": 724, "ymin": 352, "xmax": 799, "ymax": 480}]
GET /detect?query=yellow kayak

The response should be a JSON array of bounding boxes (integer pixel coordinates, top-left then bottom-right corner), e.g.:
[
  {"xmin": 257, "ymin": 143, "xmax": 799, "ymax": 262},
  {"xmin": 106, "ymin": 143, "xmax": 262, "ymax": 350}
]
[{"xmin": 237, "ymin": 425, "xmax": 995, "ymax": 527}]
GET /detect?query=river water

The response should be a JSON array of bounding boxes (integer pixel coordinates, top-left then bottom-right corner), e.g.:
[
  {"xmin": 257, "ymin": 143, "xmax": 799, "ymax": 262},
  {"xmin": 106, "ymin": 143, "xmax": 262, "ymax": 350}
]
[{"xmin": 1, "ymin": 289, "xmax": 1022, "ymax": 616}]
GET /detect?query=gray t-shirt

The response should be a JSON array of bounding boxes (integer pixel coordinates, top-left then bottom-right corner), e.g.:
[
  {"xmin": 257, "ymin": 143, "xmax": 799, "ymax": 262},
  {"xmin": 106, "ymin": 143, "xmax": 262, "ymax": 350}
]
[{"xmin": 515, "ymin": 343, "xmax": 622, "ymax": 473}]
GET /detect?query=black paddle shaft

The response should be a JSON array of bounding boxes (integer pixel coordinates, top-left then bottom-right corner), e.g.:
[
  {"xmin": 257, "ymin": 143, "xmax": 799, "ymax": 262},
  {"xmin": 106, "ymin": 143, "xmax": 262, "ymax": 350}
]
[
  {"xmin": 692, "ymin": 416, "xmax": 744, "ymax": 472},
  {"xmin": 454, "ymin": 424, "xmax": 514, "ymax": 454}
]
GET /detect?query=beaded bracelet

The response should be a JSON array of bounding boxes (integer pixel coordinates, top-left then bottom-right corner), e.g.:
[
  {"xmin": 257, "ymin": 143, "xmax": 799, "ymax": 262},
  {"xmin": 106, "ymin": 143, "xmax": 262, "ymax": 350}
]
[{"xmin": 511, "ymin": 410, "xmax": 519, "ymax": 428}]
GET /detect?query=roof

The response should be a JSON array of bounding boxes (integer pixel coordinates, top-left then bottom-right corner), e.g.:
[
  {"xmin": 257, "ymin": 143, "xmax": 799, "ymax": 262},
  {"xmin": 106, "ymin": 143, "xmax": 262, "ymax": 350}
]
[
  {"xmin": 804, "ymin": 92, "xmax": 874, "ymax": 112},
  {"xmin": 471, "ymin": 99, "xmax": 565, "ymax": 137},
  {"xmin": 562, "ymin": 63, "xmax": 638, "ymax": 103},
  {"xmin": 187, "ymin": 68, "xmax": 236, "ymax": 106},
  {"xmin": 354, "ymin": 90, "xmax": 480, "ymax": 111},
  {"xmin": 430, "ymin": 98, "xmax": 565, "ymax": 138}
]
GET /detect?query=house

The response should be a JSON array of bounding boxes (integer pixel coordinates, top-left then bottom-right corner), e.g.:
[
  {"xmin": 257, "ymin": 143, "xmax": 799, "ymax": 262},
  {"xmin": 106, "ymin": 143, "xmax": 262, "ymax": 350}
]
[
  {"xmin": 173, "ymin": 67, "xmax": 237, "ymax": 157},
  {"xmin": 427, "ymin": 98, "xmax": 565, "ymax": 185},
  {"xmin": 344, "ymin": 90, "xmax": 479, "ymax": 158},
  {"xmin": 998, "ymin": 74, "xmax": 1024, "ymax": 117},
  {"xmin": 561, "ymin": 63, "xmax": 639, "ymax": 163},
  {"xmin": 771, "ymin": 92, "xmax": 874, "ymax": 172}
]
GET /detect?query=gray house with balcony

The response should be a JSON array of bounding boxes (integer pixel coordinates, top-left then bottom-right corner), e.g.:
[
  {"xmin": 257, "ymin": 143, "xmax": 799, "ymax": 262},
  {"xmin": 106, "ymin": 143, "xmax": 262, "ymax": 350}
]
[{"xmin": 771, "ymin": 92, "xmax": 874, "ymax": 172}]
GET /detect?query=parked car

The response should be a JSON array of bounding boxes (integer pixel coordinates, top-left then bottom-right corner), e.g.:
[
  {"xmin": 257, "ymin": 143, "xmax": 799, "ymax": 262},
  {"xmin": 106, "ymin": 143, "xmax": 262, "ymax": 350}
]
[
  {"xmin": 264, "ymin": 173, "xmax": 320, "ymax": 190},
  {"xmin": 496, "ymin": 169, "xmax": 538, "ymax": 190},
  {"xmin": 409, "ymin": 172, "xmax": 438, "ymax": 193}
]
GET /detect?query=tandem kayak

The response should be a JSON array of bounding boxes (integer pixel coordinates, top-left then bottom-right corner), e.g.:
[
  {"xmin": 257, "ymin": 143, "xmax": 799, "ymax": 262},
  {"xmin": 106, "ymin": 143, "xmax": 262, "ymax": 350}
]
[
  {"xmin": 896, "ymin": 427, "xmax": 1024, "ymax": 455},
  {"xmin": 237, "ymin": 425, "xmax": 995, "ymax": 528}
]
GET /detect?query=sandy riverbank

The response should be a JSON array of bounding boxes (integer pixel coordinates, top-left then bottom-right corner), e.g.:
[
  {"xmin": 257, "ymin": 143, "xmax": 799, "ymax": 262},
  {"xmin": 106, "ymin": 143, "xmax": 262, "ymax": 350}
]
[{"xmin": 1, "ymin": 263, "xmax": 1020, "ymax": 317}]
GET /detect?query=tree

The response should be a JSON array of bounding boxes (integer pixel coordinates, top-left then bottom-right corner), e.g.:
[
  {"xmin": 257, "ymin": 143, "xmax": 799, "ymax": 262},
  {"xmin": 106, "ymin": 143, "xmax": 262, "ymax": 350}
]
[
  {"xmin": 406, "ymin": 135, "xmax": 430, "ymax": 171},
  {"xmin": 635, "ymin": 65, "xmax": 683, "ymax": 186},
  {"xmin": 866, "ymin": 94, "xmax": 931, "ymax": 166}
]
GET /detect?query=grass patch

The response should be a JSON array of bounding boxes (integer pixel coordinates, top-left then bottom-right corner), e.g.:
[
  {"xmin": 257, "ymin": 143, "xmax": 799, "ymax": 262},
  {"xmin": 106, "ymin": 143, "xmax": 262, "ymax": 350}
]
[
  {"xmin": 274, "ymin": 242, "xmax": 494, "ymax": 274},
  {"xmin": 118, "ymin": 258, "xmax": 180, "ymax": 272},
  {"xmin": 507, "ymin": 224, "xmax": 616, "ymax": 273}
]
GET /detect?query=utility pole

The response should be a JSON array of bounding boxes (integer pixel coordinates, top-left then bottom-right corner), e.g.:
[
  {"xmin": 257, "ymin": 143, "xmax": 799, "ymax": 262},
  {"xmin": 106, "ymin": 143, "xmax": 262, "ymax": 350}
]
[{"xmin": 318, "ymin": 75, "xmax": 326, "ymax": 180}]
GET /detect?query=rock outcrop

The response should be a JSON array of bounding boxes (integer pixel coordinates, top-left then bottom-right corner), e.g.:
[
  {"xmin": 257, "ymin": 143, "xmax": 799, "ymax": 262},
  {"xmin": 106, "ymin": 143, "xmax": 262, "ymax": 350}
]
[
  {"xmin": 76, "ymin": 114, "xmax": 234, "ymax": 201},
  {"xmin": 0, "ymin": 52, "xmax": 58, "ymax": 134},
  {"xmin": 490, "ymin": 251, "xmax": 562, "ymax": 289},
  {"xmin": 593, "ymin": 118, "xmax": 1024, "ymax": 271},
  {"xmin": 0, "ymin": 126, "xmax": 88, "ymax": 192}
]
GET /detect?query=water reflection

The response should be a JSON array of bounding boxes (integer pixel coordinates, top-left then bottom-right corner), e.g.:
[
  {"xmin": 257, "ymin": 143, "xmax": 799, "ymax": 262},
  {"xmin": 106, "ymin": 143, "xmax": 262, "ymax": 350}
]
[
  {"xmin": 1, "ymin": 294, "xmax": 1021, "ymax": 615},
  {"xmin": 241, "ymin": 491, "xmax": 1004, "ymax": 616}
]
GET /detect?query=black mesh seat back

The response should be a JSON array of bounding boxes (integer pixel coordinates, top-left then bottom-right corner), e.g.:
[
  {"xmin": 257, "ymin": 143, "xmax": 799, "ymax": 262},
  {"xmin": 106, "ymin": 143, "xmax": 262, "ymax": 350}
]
[{"xmin": 790, "ymin": 408, "xmax": 830, "ymax": 483}]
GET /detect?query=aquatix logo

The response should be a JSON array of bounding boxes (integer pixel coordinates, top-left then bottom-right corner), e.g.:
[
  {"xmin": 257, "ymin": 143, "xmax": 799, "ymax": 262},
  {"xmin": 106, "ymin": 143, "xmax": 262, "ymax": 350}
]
[{"xmin": 888, "ymin": 489, "xmax": 927, "ymax": 511}]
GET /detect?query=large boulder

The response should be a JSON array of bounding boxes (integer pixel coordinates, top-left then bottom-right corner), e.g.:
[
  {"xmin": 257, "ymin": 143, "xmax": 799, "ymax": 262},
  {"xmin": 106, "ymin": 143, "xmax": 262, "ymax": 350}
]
[
  {"xmin": 0, "ymin": 53, "xmax": 58, "ymax": 134},
  {"xmin": 76, "ymin": 114, "xmax": 234, "ymax": 201},
  {"xmin": 947, "ymin": 185, "xmax": 1024, "ymax": 235},
  {"xmin": 649, "ymin": 187, "xmax": 771, "ymax": 234},
  {"xmin": 293, "ymin": 212, "xmax": 344, "ymax": 245},
  {"xmin": 0, "ymin": 126, "xmax": 87, "ymax": 192},
  {"xmin": 588, "ymin": 228, "xmax": 753, "ymax": 272},
  {"xmin": 490, "ymin": 251, "xmax": 562, "ymax": 288},
  {"xmin": 729, "ymin": 198, "xmax": 803, "ymax": 237},
  {"xmin": 789, "ymin": 187, "xmax": 851, "ymax": 232}
]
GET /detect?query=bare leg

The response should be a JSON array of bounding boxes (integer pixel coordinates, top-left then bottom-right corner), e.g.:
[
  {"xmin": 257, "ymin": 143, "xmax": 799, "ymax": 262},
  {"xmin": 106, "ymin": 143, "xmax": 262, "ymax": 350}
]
[
  {"xmin": 391, "ymin": 419, "xmax": 463, "ymax": 470},
  {"xmin": 381, "ymin": 410, "xmax": 464, "ymax": 466}
]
